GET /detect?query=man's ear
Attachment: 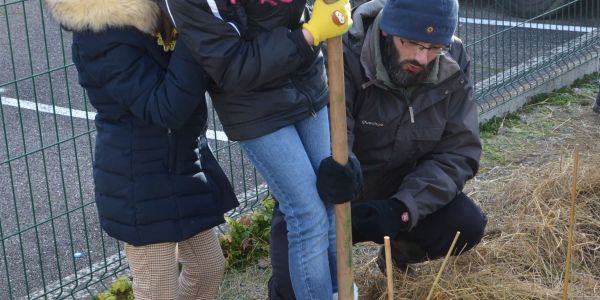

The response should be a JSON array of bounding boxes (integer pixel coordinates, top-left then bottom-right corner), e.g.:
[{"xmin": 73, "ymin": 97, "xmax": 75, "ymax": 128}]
[{"xmin": 381, "ymin": 30, "xmax": 388, "ymax": 37}]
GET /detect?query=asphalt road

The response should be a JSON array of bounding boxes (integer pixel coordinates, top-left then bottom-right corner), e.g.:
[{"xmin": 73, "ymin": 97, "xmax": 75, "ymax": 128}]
[{"xmin": 0, "ymin": 0, "xmax": 598, "ymax": 298}]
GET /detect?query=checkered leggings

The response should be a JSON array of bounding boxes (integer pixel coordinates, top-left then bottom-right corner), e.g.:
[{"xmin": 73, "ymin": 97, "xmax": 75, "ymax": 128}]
[{"xmin": 124, "ymin": 229, "xmax": 224, "ymax": 300}]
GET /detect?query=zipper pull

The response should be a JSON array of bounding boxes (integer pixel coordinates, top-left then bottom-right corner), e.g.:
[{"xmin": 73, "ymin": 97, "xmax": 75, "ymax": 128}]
[
  {"xmin": 167, "ymin": 128, "xmax": 172, "ymax": 136},
  {"xmin": 409, "ymin": 106, "xmax": 415, "ymax": 124}
]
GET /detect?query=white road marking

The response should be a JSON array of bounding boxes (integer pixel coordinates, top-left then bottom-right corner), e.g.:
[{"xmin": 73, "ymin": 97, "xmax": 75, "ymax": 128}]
[
  {"xmin": 0, "ymin": 96, "xmax": 230, "ymax": 142},
  {"xmin": 459, "ymin": 17, "xmax": 596, "ymax": 33}
]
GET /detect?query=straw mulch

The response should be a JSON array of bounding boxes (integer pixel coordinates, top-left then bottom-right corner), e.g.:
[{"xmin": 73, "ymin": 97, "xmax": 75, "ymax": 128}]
[{"xmin": 355, "ymin": 146, "xmax": 600, "ymax": 299}]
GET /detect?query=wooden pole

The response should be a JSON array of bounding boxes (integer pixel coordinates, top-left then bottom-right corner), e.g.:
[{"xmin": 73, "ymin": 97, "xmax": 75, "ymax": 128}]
[
  {"xmin": 384, "ymin": 236, "xmax": 394, "ymax": 300},
  {"xmin": 562, "ymin": 144, "xmax": 580, "ymax": 300},
  {"xmin": 426, "ymin": 231, "xmax": 461, "ymax": 300},
  {"xmin": 323, "ymin": 2, "xmax": 353, "ymax": 297}
]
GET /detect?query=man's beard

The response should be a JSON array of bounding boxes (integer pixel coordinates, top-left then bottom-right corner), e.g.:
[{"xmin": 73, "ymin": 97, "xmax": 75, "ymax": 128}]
[{"xmin": 382, "ymin": 35, "xmax": 433, "ymax": 87}]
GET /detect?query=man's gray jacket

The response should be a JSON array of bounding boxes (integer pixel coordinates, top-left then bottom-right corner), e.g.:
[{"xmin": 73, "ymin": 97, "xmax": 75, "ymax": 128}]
[{"xmin": 344, "ymin": 0, "xmax": 482, "ymax": 230}]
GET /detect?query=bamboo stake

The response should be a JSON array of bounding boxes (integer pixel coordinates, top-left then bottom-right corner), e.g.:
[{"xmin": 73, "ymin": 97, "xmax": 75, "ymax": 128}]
[
  {"xmin": 426, "ymin": 231, "xmax": 461, "ymax": 300},
  {"xmin": 562, "ymin": 144, "xmax": 580, "ymax": 300},
  {"xmin": 384, "ymin": 236, "xmax": 394, "ymax": 300},
  {"xmin": 323, "ymin": 2, "xmax": 353, "ymax": 297}
]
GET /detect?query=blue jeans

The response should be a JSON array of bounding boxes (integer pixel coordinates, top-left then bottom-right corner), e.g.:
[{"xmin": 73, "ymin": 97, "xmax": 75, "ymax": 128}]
[{"xmin": 239, "ymin": 107, "xmax": 337, "ymax": 300}]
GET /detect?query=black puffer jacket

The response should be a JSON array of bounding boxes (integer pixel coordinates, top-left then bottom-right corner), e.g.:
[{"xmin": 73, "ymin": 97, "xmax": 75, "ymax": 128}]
[
  {"xmin": 344, "ymin": 1, "xmax": 481, "ymax": 230},
  {"xmin": 46, "ymin": 0, "xmax": 239, "ymax": 246},
  {"xmin": 163, "ymin": 0, "xmax": 328, "ymax": 141}
]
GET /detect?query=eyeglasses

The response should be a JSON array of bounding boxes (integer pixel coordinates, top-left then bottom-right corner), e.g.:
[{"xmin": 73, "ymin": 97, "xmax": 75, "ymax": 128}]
[{"xmin": 398, "ymin": 38, "xmax": 449, "ymax": 56}]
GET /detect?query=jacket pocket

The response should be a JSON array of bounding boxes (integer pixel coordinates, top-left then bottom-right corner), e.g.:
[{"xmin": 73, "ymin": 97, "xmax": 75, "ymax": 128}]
[
  {"xmin": 410, "ymin": 127, "xmax": 444, "ymax": 157},
  {"xmin": 387, "ymin": 127, "xmax": 444, "ymax": 169}
]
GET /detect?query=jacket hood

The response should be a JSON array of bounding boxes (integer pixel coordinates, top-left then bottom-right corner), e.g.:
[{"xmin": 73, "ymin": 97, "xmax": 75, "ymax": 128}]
[
  {"xmin": 348, "ymin": 0, "xmax": 385, "ymax": 51},
  {"xmin": 45, "ymin": 0, "xmax": 160, "ymax": 35},
  {"xmin": 360, "ymin": 11, "xmax": 395, "ymax": 88}
]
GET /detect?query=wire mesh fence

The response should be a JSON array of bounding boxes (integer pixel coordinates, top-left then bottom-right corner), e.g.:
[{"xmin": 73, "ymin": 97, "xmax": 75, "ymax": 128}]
[
  {"xmin": 458, "ymin": 0, "xmax": 600, "ymax": 114},
  {"xmin": 0, "ymin": 0, "xmax": 598, "ymax": 298}
]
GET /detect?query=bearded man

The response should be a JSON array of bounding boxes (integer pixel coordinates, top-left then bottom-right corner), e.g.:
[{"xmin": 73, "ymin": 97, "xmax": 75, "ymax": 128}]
[{"xmin": 267, "ymin": 0, "xmax": 488, "ymax": 298}]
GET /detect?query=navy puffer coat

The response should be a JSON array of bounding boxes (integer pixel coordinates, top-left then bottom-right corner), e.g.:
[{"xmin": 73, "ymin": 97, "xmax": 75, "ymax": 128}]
[{"xmin": 46, "ymin": 0, "xmax": 239, "ymax": 246}]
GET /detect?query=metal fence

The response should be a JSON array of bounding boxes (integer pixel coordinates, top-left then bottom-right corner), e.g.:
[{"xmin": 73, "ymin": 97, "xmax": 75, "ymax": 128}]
[
  {"xmin": 1, "ymin": 0, "xmax": 598, "ymax": 298},
  {"xmin": 459, "ymin": 0, "xmax": 600, "ymax": 116}
]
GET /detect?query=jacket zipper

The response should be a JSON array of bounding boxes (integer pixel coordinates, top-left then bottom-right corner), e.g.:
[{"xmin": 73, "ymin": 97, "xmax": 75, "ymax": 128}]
[
  {"xmin": 396, "ymin": 72, "xmax": 465, "ymax": 125},
  {"xmin": 396, "ymin": 88, "xmax": 415, "ymax": 124},
  {"xmin": 167, "ymin": 128, "xmax": 175, "ymax": 173}
]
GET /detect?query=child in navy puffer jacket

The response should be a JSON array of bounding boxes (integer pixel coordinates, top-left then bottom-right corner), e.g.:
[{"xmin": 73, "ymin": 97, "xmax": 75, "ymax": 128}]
[{"xmin": 46, "ymin": 0, "xmax": 239, "ymax": 298}]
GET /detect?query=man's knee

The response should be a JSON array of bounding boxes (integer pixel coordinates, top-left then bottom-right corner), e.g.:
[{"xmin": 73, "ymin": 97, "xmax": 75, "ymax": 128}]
[
  {"xmin": 405, "ymin": 193, "xmax": 487, "ymax": 259},
  {"xmin": 449, "ymin": 193, "xmax": 487, "ymax": 254}
]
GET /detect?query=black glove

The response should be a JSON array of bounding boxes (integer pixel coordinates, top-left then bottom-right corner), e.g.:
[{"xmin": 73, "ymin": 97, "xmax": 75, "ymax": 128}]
[
  {"xmin": 316, "ymin": 155, "xmax": 363, "ymax": 204},
  {"xmin": 351, "ymin": 199, "xmax": 411, "ymax": 244}
]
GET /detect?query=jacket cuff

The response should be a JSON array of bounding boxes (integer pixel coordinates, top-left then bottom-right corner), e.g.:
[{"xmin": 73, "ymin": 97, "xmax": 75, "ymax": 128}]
[
  {"xmin": 391, "ymin": 191, "xmax": 419, "ymax": 230},
  {"xmin": 289, "ymin": 29, "xmax": 320, "ymax": 68}
]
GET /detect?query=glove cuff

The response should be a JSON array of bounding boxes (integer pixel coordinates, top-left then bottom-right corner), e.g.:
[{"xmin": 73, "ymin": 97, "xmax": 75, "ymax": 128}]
[{"xmin": 388, "ymin": 199, "xmax": 411, "ymax": 228}]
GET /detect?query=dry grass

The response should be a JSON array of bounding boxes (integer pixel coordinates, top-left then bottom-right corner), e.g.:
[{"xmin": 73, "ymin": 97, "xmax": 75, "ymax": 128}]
[
  {"xmin": 219, "ymin": 264, "xmax": 271, "ymax": 300},
  {"xmin": 357, "ymin": 153, "xmax": 600, "ymax": 299}
]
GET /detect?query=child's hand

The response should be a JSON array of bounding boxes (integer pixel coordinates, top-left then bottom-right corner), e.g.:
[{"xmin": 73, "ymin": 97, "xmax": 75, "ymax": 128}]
[{"xmin": 302, "ymin": 0, "xmax": 352, "ymax": 46}]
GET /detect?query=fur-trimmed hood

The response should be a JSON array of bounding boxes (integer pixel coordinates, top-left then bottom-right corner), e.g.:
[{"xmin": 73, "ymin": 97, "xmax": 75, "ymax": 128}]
[{"xmin": 45, "ymin": 0, "xmax": 160, "ymax": 35}]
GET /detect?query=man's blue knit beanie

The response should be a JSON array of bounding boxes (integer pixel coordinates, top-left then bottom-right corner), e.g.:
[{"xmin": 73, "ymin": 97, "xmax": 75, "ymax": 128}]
[{"xmin": 380, "ymin": 0, "xmax": 459, "ymax": 46}]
